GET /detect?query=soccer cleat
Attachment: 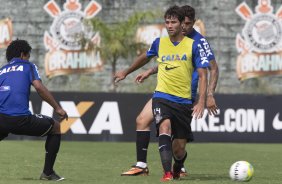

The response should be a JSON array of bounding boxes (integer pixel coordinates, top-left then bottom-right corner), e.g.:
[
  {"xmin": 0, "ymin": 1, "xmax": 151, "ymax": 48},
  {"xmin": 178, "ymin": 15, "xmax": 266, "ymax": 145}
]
[
  {"xmin": 160, "ymin": 171, "xmax": 173, "ymax": 182},
  {"xmin": 121, "ymin": 165, "xmax": 149, "ymax": 176},
  {"xmin": 172, "ymin": 163, "xmax": 182, "ymax": 179},
  {"xmin": 40, "ymin": 171, "xmax": 65, "ymax": 181},
  {"xmin": 180, "ymin": 167, "xmax": 188, "ymax": 177}
]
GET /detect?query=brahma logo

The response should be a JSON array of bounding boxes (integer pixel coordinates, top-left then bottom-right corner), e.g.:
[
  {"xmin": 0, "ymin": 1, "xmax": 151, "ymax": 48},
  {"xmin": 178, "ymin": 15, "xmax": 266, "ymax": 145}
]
[
  {"xmin": 0, "ymin": 18, "xmax": 12, "ymax": 48},
  {"xmin": 235, "ymin": 0, "xmax": 282, "ymax": 80},
  {"xmin": 44, "ymin": 0, "xmax": 103, "ymax": 78}
]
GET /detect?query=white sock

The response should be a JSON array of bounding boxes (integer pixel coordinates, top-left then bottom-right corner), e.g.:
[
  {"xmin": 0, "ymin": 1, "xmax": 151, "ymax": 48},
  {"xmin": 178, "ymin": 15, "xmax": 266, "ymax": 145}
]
[{"xmin": 136, "ymin": 162, "xmax": 147, "ymax": 168}]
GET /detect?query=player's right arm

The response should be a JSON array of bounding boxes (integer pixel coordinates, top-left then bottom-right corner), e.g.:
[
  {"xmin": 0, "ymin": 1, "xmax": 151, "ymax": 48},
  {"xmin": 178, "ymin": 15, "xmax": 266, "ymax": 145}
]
[
  {"xmin": 191, "ymin": 41, "xmax": 209, "ymax": 119},
  {"xmin": 114, "ymin": 38, "xmax": 160, "ymax": 83},
  {"xmin": 198, "ymin": 37, "xmax": 219, "ymax": 115},
  {"xmin": 206, "ymin": 60, "xmax": 219, "ymax": 115}
]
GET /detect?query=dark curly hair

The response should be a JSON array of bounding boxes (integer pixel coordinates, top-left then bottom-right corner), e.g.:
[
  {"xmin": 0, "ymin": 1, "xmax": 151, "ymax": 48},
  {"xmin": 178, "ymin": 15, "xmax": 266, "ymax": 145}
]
[
  {"xmin": 6, "ymin": 39, "xmax": 32, "ymax": 62},
  {"xmin": 164, "ymin": 5, "xmax": 185, "ymax": 23},
  {"xmin": 181, "ymin": 5, "xmax": 195, "ymax": 21}
]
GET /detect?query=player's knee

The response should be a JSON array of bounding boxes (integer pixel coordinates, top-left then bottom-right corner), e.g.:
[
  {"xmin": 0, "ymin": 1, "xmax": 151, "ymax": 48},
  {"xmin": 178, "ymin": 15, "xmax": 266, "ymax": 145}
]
[
  {"xmin": 159, "ymin": 121, "xmax": 171, "ymax": 135},
  {"xmin": 173, "ymin": 149, "xmax": 185, "ymax": 159},
  {"xmin": 49, "ymin": 121, "xmax": 62, "ymax": 135},
  {"xmin": 136, "ymin": 114, "xmax": 150, "ymax": 130}
]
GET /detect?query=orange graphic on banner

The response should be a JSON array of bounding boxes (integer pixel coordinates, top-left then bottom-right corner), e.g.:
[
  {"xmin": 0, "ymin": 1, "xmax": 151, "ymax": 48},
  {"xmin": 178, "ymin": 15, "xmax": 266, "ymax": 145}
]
[
  {"xmin": 65, "ymin": 0, "xmax": 81, "ymax": 11},
  {"xmin": 0, "ymin": 18, "xmax": 13, "ymax": 48},
  {"xmin": 45, "ymin": 0, "xmax": 61, "ymax": 17},
  {"xmin": 60, "ymin": 102, "xmax": 94, "ymax": 133},
  {"xmin": 256, "ymin": 0, "xmax": 272, "ymax": 13}
]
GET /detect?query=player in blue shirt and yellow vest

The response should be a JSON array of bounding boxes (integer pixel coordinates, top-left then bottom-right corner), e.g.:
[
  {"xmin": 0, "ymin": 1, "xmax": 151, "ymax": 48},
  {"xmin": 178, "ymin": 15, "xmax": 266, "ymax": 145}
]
[
  {"xmin": 0, "ymin": 40, "xmax": 68, "ymax": 181},
  {"xmin": 119, "ymin": 5, "xmax": 219, "ymax": 178},
  {"xmin": 115, "ymin": 6, "xmax": 209, "ymax": 181}
]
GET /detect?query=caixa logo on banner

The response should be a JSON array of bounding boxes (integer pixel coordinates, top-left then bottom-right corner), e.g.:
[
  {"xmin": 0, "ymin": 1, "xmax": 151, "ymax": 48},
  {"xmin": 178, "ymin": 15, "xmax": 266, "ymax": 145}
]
[{"xmin": 29, "ymin": 101, "xmax": 123, "ymax": 134}]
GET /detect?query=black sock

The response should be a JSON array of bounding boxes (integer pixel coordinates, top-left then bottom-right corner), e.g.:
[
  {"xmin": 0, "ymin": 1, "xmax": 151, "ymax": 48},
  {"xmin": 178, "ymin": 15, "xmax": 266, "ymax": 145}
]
[
  {"xmin": 136, "ymin": 131, "xmax": 150, "ymax": 164},
  {"xmin": 43, "ymin": 134, "xmax": 61, "ymax": 175},
  {"xmin": 173, "ymin": 151, "xmax": 187, "ymax": 168},
  {"xmin": 159, "ymin": 134, "xmax": 172, "ymax": 172}
]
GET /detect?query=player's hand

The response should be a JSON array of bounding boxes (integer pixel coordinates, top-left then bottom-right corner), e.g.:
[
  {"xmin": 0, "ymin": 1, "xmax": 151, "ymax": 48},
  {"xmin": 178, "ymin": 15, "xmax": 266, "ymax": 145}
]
[
  {"xmin": 206, "ymin": 95, "xmax": 218, "ymax": 116},
  {"xmin": 55, "ymin": 108, "xmax": 68, "ymax": 121},
  {"xmin": 192, "ymin": 101, "xmax": 205, "ymax": 119},
  {"xmin": 135, "ymin": 70, "xmax": 151, "ymax": 83},
  {"xmin": 114, "ymin": 70, "xmax": 127, "ymax": 83}
]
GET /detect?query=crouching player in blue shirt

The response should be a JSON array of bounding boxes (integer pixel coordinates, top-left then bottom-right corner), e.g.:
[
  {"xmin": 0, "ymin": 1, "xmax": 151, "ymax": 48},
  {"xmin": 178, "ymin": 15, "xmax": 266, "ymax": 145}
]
[{"xmin": 0, "ymin": 40, "xmax": 68, "ymax": 181}]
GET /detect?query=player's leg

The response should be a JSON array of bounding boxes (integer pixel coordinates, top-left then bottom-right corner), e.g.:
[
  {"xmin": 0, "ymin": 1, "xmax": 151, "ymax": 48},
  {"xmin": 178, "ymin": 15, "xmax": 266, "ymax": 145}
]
[
  {"xmin": 172, "ymin": 139, "xmax": 187, "ymax": 179},
  {"xmin": 158, "ymin": 119, "xmax": 173, "ymax": 181},
  {"xmin": 9, "ymin": 114, "xmax": 64, "ymax": 181},
  {"xmin": 136, "ymin": 98, "xmax": 153, "ymax": 166},
  {"xmin": 172, "ymin": 140, "xmax": 188, "ymax": 177},
  {"xmin": 41, "ymin": 119, "xmax": 64, "ymax": 181},
  {"xmin": 152, "ymin": 98, "xmax": 174, "ymax": 181},
  {"xmin": 121, "ymin": 98, "xmax": 153, "ymax": 176},
  {"xmin": 171, "ymin": 103, "xmax": 193, "ymax": 179}
]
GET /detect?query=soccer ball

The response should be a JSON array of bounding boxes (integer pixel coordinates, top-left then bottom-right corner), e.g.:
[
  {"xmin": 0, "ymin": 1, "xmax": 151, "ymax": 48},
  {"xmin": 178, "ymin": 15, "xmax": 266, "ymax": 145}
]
[{"xmin": 229, "ymin": 161, "xmax": 254, "ymax": 182}]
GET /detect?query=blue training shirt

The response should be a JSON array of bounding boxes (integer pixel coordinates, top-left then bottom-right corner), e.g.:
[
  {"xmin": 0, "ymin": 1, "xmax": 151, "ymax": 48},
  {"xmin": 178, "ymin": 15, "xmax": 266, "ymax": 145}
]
[
  {"xmin": 0, "ymin": 58, "xmax": 41, "ymax": 116},
  {"xmin": 188, "ymin": 28, "xmax": 216, "ymax": 101}
]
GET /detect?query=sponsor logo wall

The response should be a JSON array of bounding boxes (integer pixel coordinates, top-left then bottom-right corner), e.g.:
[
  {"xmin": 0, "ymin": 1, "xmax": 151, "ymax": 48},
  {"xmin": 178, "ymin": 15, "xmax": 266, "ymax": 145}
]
[{"xmin": 8, "ymin": 92, "xmax": 282, "ymax": 143}]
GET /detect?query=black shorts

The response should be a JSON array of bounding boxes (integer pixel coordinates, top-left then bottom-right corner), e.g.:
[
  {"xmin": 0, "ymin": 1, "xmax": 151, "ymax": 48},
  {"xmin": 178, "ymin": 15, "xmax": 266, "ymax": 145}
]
[
  {"xmin": 0, "ymin": 113, "xmax": 54, "ymax": 141},
  {"xmin": 152, "ymin": 98, "xmax": 194, "ymax": 142}
]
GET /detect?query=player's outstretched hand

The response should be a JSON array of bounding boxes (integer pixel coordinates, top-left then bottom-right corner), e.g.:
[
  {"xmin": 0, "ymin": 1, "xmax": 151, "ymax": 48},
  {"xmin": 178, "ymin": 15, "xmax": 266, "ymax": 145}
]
[
  {"xmin": 56, "ymin": 108, "xmax": 68, "ymax": 121},
  {"xmin": 114, "ymin": 70, "xmax": 127, "ymax": 83},
  {"xmin": 192, "ymin": 102, "xmax": 204, "ymax": 119},
  {"xmin": 135, "ymin": 70, "xmax": 151, "ymax": 83},
  {"xmin": 206, "ymin": 95, "xmax": 218, "ymax": 116}
]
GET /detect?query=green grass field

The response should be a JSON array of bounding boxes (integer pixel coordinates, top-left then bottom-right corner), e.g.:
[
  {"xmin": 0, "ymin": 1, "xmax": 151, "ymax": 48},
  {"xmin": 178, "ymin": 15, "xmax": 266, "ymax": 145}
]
[{"xmin": 0, "ymin": 141, "xmax": 281, "ymax": 184}]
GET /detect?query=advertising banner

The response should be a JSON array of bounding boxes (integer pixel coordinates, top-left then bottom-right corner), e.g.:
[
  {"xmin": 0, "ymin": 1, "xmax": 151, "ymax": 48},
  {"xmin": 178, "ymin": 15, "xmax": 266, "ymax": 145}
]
[{"xmin": 7, "ymin": 93, "xmax": 282, "ymax": 143}]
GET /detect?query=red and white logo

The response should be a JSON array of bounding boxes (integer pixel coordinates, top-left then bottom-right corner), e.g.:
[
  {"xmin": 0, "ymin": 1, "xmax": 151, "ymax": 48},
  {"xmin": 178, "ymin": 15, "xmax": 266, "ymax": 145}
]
[
  {"xmin": 44, "ymin": 0, "xmax": 103, "ymax": 78},
  {"xmin": 235, "ymin": 0, "xmax": 282, "ymax": 80}
]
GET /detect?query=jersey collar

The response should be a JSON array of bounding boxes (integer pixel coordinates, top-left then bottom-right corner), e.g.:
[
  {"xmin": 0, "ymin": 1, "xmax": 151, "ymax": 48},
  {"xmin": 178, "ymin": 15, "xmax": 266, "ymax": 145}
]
[{"xmin": 9, "ymin": 58, "xmax": 29, "ymax": 64}]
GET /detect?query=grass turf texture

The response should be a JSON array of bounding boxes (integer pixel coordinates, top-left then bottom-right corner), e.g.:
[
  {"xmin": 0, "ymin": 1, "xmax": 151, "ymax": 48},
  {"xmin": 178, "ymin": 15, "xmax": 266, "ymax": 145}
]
[{"xmin": 0, "ymin": 141, "xmax": 281, "ymax": 184}]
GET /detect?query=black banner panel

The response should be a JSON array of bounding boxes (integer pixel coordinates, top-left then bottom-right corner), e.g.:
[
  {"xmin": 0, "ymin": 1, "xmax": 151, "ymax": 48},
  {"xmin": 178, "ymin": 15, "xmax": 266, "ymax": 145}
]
[{"xmin": 6, "ymin": 93, "xmax": 282, "ymax": 143}]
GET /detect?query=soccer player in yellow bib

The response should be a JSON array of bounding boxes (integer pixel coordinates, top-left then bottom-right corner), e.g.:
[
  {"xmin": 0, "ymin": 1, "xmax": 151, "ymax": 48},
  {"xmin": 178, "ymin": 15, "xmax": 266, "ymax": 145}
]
[
  {"xmin": 114, "ymin": 5, "xmax": 209, "ymax": 181},
  {"xmin": 119, "ymin": 5, "xmax": 218, "ymax": 178}
]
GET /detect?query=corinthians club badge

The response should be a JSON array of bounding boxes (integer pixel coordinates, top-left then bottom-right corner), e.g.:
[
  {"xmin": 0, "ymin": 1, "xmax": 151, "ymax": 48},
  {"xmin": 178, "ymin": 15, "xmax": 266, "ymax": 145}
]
[
  {"xmin": 235, "ymin": 0, "xmax": 282, "ymax": 80},
  {"xmin": 44, "ymin": 0, "xmax": 103, "ymax": 78}
]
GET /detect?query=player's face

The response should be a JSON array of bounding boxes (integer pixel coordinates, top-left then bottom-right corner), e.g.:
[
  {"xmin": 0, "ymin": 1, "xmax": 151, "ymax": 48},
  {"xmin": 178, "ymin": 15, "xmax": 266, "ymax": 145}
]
[
  {"xmin": 182, "ymin": 16, "xmax": 195, "ymax": 35},
  {"xmin": 165, "ymin": 16, "xmax": 182, "ymax": 37}
]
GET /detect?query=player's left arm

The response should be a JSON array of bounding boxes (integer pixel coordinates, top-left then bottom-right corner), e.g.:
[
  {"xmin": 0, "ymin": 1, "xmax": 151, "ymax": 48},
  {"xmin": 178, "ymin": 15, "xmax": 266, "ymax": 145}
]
[
  {"xmin": 135, "ymin": 66, "xmax": 158, "ymax": 83},
  {"xmin": 206, "ymin": 59, "xmax": 219, "ymax": 115}
]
